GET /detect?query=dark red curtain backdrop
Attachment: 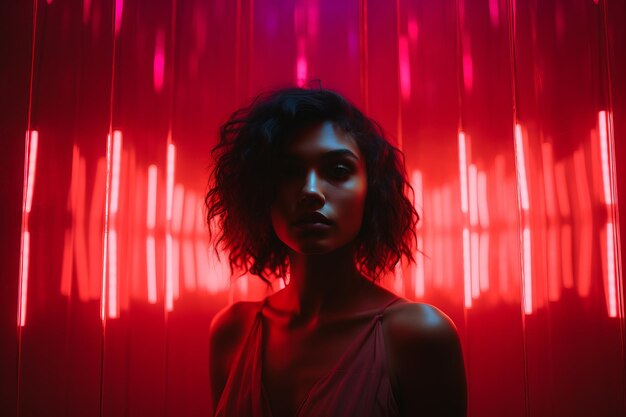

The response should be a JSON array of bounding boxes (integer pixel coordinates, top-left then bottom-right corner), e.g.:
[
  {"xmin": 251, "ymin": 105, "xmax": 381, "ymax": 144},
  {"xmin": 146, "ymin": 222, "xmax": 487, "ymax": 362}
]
[{"xmin": 1, "ymin": 0, "xmax": 626, "ymax": 416}]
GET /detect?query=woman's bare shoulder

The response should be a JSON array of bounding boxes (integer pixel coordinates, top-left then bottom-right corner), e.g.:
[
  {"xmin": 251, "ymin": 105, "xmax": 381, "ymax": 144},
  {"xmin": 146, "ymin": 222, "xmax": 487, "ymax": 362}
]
[
  {"xmin": 209, "ymin": 299, "xmax": 263, "ymax": 343},
  {"xmin": 384, "ymin": 301, "xmax": 459, "ymax": 341}
]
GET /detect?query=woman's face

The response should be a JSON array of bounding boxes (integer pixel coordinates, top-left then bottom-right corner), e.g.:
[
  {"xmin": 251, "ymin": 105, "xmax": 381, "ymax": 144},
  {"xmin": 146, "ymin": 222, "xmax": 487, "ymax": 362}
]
[{"xmin": 270, "ymin": 121, "xmax": 368, "ymax": 255}]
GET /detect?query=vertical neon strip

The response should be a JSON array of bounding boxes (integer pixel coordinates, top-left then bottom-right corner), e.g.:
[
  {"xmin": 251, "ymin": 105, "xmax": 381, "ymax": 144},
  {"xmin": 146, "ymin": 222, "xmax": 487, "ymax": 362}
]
[
  {"xmin": 108, "ymin": 230, "xmax": 118, "ymax": 318},
  {"xmin": 522, "ymin": 227, "xmax": 532, "ymax": 314},
  {"xmin": 19, "ymin": 231, "xmax": 30, "ymax": 327},
  {"xmin": 479, "ymin": 233, "xmax": 490, "ymax": 291},
  {"xmin": 398, "ymin": 35, "xmax": 411, "ymax": 101},
  {"xmin": 114, "ymin": 0, "xmax": 124, "ymax": 36},
  {"xmin": 553, "ymin": 162, "xmax": 571, "ymax": 218},
  {"xmin": 153, "ymin": 29, "xmax": 165, "ymax": 93},
  {"xmin": 561, "ymin": 225, "xmax": 574, "ymax": 289},
  {"xmin": 25, "ymin": 130, "xmax": 39, "ymax": 213},
  {"xmin": 477, "ymin": 171, "xmax": 490, "ymax": 227},
  {"xmin": 110, "ymin": 130, "xmax": 122, "ymax": 214},
  {"xmin": 468, "ymin": 164, "xmax": 478, "ymax": 226},
  {"xmin": 166, "ymin": 144, "xmax": 175, "ymax": 221},
  {"xmin": 165, "ymin": 234, "xmax": 173, "ymax": 311},
  {"xmin": 146, "ymin": 236, "xmax": 157, "ymax": 304},
  {"xmin": 296, "ymin": 38, "xmax": 307, "ymax": 86},
  {"xmin": 173, "ymin": 238, "xmax": 180, "ymax": 300},
  {"xmin": 471, "ymin": 231, "xmax": 480, "ymax": 299},
  {"xmin": 458, "ymin": 131, "xmax": 469, "ymax": 213},
  {"xmin": 412, "ymin": 170, "xmax": 423, "ymax": 226},
  {"xmin": 514, "ymin": 124, "xmax": 530, "ymax": 211},
  {"xmin": 598, "ymin": 111, "xmax": 612, "ymax": 205},
  {"xmin": 463, "ymin": 228, "xmax": 472, "ymax": 308},
  {"xmin": 101, "ymin": 133, "xmax": 113, "ymax": 321},
  {"xmin": 541, "ymin": 142, "xmax": 557, "ymax": 218},
  {"xmin": 147, "ymin": 165, "xmax": 157, "ymax": 229},
  {"xmin": 415, "ymin": 236, "xmax": 424, "ymax": 298},
  {"xmin": 606, "ymin": 222, "xmax": 617, "ymax": 317}
]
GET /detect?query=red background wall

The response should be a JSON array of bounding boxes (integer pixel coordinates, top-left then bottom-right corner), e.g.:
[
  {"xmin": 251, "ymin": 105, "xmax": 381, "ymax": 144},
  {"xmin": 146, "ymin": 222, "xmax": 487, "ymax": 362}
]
[{"xmin": 1, "ymin": 0, "xmax": 625, "ymax": 416}]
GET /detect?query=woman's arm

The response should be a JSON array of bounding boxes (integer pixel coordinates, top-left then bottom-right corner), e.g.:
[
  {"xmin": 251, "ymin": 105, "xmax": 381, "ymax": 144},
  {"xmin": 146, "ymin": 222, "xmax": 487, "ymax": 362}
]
[{"xmin": 386, "ymin": 303, "xmax": 467, "ymax": 417}]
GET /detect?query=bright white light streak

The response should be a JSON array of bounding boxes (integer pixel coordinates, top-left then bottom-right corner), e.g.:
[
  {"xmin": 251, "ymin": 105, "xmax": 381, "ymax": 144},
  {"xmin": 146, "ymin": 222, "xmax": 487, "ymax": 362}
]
[
  {"xmin": 479, "ymin": 233, "xmax": 490, "ymax": 291},
  {"xmin": 25, "ymin": 130, "xmax": 39, "ymax": 213},
  {"xmin": 598, "ymin": 111, "xmax": 613, "ymax": 205},
  {"xmin": 110, "ymin": 130, "xmax": 122, "ymax": 213},
  {"xmin": 18, "ymin": 231, "xmax": 30, "ymax": 327},
  {"xmin": 108, "ymin": 230, "xmax": 118, "ymax": 318},
  {"xmin": 514, "ymin": 124, "xmax": 530, "ymax": 211},
  {"xmin": 463, "ymin": 228, "xmax": 472, "ymax": 308},
  {"xmin": 522, "ymin": 227, "xmax": 532, "ymax": 314},
  {"xmin": 468, "ymin": 164, "xmax": 478, "ymax": 226},
  {"xmin": 166, "ymin": 144, "xmax": 175, "ymax": 221},
  {"xmin": 471, "ymin": 232, "xmax": 480, "ymax": 299},
  {"xmin": 165, "ymin": 233, "xmax": 174, "ymax": 312},
  {"xmin": 146, "ymin": 235, "xmax": 157, "ymax": 304},
  {"xmin": 477, "ymin": 171, "xmax": 490, "ymax": 227},
  {"xmin": 458, "ymin": 132, "xmax": 469, "ymax": 213},
  {"xmin": 607, "ymin": 222, "xmax": 617, "ymax": 317},
  {"xmin": 147, "ymin": 165, "xmax": 157, "ymax": 229}
]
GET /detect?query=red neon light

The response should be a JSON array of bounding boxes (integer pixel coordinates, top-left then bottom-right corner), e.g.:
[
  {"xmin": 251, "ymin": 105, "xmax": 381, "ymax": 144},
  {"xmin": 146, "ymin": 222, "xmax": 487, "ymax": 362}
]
[
  {"xmin": 172, "ymin": 184, "xmax": 184, "ymax": 234},
  {"xmin": 561, "ymin": 225, "xmax": 574, "ymax": 289},
  {"xmin": 90, "ymin": 158, "xmax": 106, "ymax": 299},
  {"xmin": 173, "ymin": 238, "xmax": 180, "ymax": 300},
  {"xmin": 458, "ymin": 131, "xmax": 469, "ymax": 213},
  {"xmin": 411, "ymin": 170, "xmax": 423, "ymax": 226},
  {"xmin": 573, "ymin": 148, "xmax": 592, "ymax": 298},
  {"xmin": 522, "ymin": 227, "xmax": 532, "ymax": 314},
  {"xmin": 296, "ymin": 38, "xmax": 307, "ymax": 86},
  {"xmin": 606, "ymin": 222, "xmax": 617, "ymax": 318},
  {"xmin": 108, "ymin": 230, "xmax": 118, "ymax": 318},
  {"xmin": 479, "ymin": 233, "xmax": 489, "ymax": 292},
  {"xmin": 598, "ymin": 110, "xmax": 613, "ymax": 205},
  {"xmin": 154, "ymin": 29, "xmax": 165, "ymax": 93},
  {"xmin": 147, "ymin": 165, "xmax": 158, "ymax": 229},
  {"xmin": 111, "ymin": 130, "xmax": 122, "ymax": 214},
  {"xmin": 463, "ymin": 228, "xmax": 472, "ymax": 308},
  {"xmin": 547, "ymin": 226, "xmax": 560, "ymax": 302},
  {"xmin": 101, "ymin": 133, "xmax": 113, "ymax": 321},
  {"xmin": 489, "ymin": 0, "xmax": 499, "ymax": 27},
  {"xmin": 166, "ymin": 234, "xmax": 174, "ymax": 312},
  {"xmin": 114, "ymin": 0, "xmax": 124, "ymax": 36},
  {"xmin": 415, "ymin": 236, "xmax": 424, "ymax": 298},
  {"xmin": 553, "ymin": 162, "xmax": 571, "ymax": 218},
  {"xmin": 477, "ymin": 171, "xmax": 489, "ymax": 227},
  {"xmin": 25, "ymin": 130, "xmax": 39, "ymax": 213},
  {"xmin": 146, "ymin": 235, "xmax": 157, "ymax": 304},
  {"xmin": 540, "ymin": 142, "xmax": 557, "ymax": 218},
  {"xmin": 399, "ymin": 35, "xmax": 411, "ymax": 101},
  {"xmin": 166, "ymin": 144, "xmax": 175, "ymax": 221},
  {"xmin": 470, "ymin": 231, "xmax": 479, "ymax": 299},
  {"xmin": 514, "ymin": 124, "xmax": 529, "ymax": 211},
  {"xmin": 407, "ymin": 18, "xmax": 418, "ymax": 43},
  {"xmin": 18, "ymin": 231, "xmax": 30, "ymax": 327},
  {"xmin": 468, "ymin": 164, "xmax": 478, "ymax": 226}
]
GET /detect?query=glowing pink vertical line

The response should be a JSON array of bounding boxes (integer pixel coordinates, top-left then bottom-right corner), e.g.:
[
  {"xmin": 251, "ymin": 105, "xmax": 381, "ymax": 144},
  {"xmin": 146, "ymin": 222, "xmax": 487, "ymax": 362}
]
[
  {"xmin": 598, "ymin": 111, "xmax": 612, "ymax": 205},
  {"xmin": 468, "ymin": 164, "xmax": 478, "ymax": 226},
  {"xmin": 479, "ymin": 233, "xmax": 490, "ymax": 291},
  {"xmin": 489, "ymin": 0, "xmax": 499, "ymax": 28},
  {"xmin": 415, "ymin": 236, "xmax": 424, "ymax": 298},
  {"xmin": 554, "ymin": 162, "xmax": 571, "ymax": 218},
  {"xmin": 154, "ymin": 29, "xmax": 165, "ymax": 93},
  {"xmin": 147, "ymin": 165, "xmax": 157, "ymax": 229},
  {"xmin": 458, "ymin": 132, "xmax": 469, "ymax": 213},
  {"xmin": 477, "ymin": 171, "xmax": 489, "ymax": 227},
  {"xmin": 541, "ymin": 142, "xmax": 557, "ymax": 218},
  {"xmin": 25, "ymin": 130, "xmax": 38, "ymax": 213},
  {"xmin": 166, "ymin": 144, "xmax": 175, "ymax": 221},
  {"xmin": 607, "ymin": 222, "xmax": 617, "ymax": 317},
  {"xmin": 108, "ymin": 230, "xmax": 118, "ymax": 318},
  {"xmin": 412, "ymin": 170, "xmax": 423, "ymax": 226},
  {"xmin": 114, "ymin": 0, "xmax": 124, "ymax": 36},
  {"xmin": 522, "ymin": 227, "xmax": 532, "ymax": 314},
  {"xmin": 165, "ymin": 234, "xmax": 173, "ymax": 311},
  {"xmin": 110, "ymin": 130, "xmax": 122, "ymax": 213},
  {"xmin": 471, "ymin": 232, "xmax": 480, "ymax": 298},
  {"xmin": 398, "ymin": 35, "xmax": 411, "ymax": 101},
  {"xmin": 101, "ymin": 133, "xmax": 113, "ymax": 321},
  {"xmin": 514, "ymin": 124, "xmax": 530, "ymax": 211},
  {"xmin": 146, "ymin": 236, "xmax": 157, "ymax": 303},
  {"xmin": 463, "ymin": 228, "xmax": 472, "ymax": 308},
  {"xmin": 19, "ymin": 231, "xmax": 30, "ymax": 327}
]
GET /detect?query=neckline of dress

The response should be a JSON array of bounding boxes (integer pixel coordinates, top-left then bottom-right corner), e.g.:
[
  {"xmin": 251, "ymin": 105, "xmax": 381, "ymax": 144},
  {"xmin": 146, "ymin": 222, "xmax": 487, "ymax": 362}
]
[{"xmin": 256, "ymin": 295, "xmax": 404, "ymax": 417}]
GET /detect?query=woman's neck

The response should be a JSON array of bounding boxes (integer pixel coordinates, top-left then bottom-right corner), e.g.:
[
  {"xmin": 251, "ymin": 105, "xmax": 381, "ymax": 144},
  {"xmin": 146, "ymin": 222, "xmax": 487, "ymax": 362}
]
[{"xmin": 278, "ymin": 244, "xmax": 371, "ymax": 321}]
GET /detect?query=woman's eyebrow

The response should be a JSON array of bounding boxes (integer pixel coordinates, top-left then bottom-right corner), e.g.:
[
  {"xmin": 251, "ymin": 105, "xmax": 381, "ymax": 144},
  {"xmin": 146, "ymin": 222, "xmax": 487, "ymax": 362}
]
[{"xmin": 283, "ymin": 149, "xmax": 360, "ymax": 161}]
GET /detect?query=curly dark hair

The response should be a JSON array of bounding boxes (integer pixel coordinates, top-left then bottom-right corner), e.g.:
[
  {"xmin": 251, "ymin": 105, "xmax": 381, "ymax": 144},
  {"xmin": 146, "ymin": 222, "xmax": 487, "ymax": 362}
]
[{"xmin": 204, "ymin": 86, "xmax": 419, "ymax": 285}]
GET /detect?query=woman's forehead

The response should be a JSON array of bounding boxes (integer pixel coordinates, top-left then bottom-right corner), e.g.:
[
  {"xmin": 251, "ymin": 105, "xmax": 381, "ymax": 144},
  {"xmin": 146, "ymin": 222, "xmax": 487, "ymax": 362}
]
[{"xmin": 283, "ymin": 121, "xmax": 361, "ymax": 160}]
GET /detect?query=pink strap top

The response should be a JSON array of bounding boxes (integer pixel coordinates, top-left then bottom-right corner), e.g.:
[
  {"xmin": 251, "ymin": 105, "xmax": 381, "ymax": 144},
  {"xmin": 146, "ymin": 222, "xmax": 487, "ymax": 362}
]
[{"xmin": 214, "ymin": 296, "xmax": 403, "ymax": 417}]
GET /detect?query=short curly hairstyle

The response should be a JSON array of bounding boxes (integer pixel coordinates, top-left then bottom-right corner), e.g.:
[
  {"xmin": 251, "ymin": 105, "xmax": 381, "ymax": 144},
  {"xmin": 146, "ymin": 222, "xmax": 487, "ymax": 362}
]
[{"xmin": 205, "ymin": 87, "xmax": 419, "ymax": 284}]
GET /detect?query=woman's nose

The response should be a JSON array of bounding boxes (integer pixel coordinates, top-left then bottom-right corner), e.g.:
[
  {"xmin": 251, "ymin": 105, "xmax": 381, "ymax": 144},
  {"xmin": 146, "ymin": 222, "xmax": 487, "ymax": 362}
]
[{"xmin": 299, "ymin": 170, "xmax": 325, "ymax": 206}]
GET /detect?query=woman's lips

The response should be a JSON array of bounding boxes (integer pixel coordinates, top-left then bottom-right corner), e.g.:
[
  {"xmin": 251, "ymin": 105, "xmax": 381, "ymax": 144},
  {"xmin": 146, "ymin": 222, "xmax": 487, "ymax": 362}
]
[{"xmin": 292, "ymin": 222, "xmax": 332, "ymax": 232}]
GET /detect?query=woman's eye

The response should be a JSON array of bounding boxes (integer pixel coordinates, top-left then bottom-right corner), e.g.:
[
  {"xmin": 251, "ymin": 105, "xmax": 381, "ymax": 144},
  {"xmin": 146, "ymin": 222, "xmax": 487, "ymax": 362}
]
[{"xmin": 329, "ymin": 165, "xmax": 352, "ymax": 179}]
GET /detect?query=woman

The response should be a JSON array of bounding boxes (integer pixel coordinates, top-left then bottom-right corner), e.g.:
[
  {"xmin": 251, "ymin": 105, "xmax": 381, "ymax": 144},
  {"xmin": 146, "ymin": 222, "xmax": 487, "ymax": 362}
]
[{"xmin": 206, "ymin": 87, "xmax": 467, "ymax": 417}]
